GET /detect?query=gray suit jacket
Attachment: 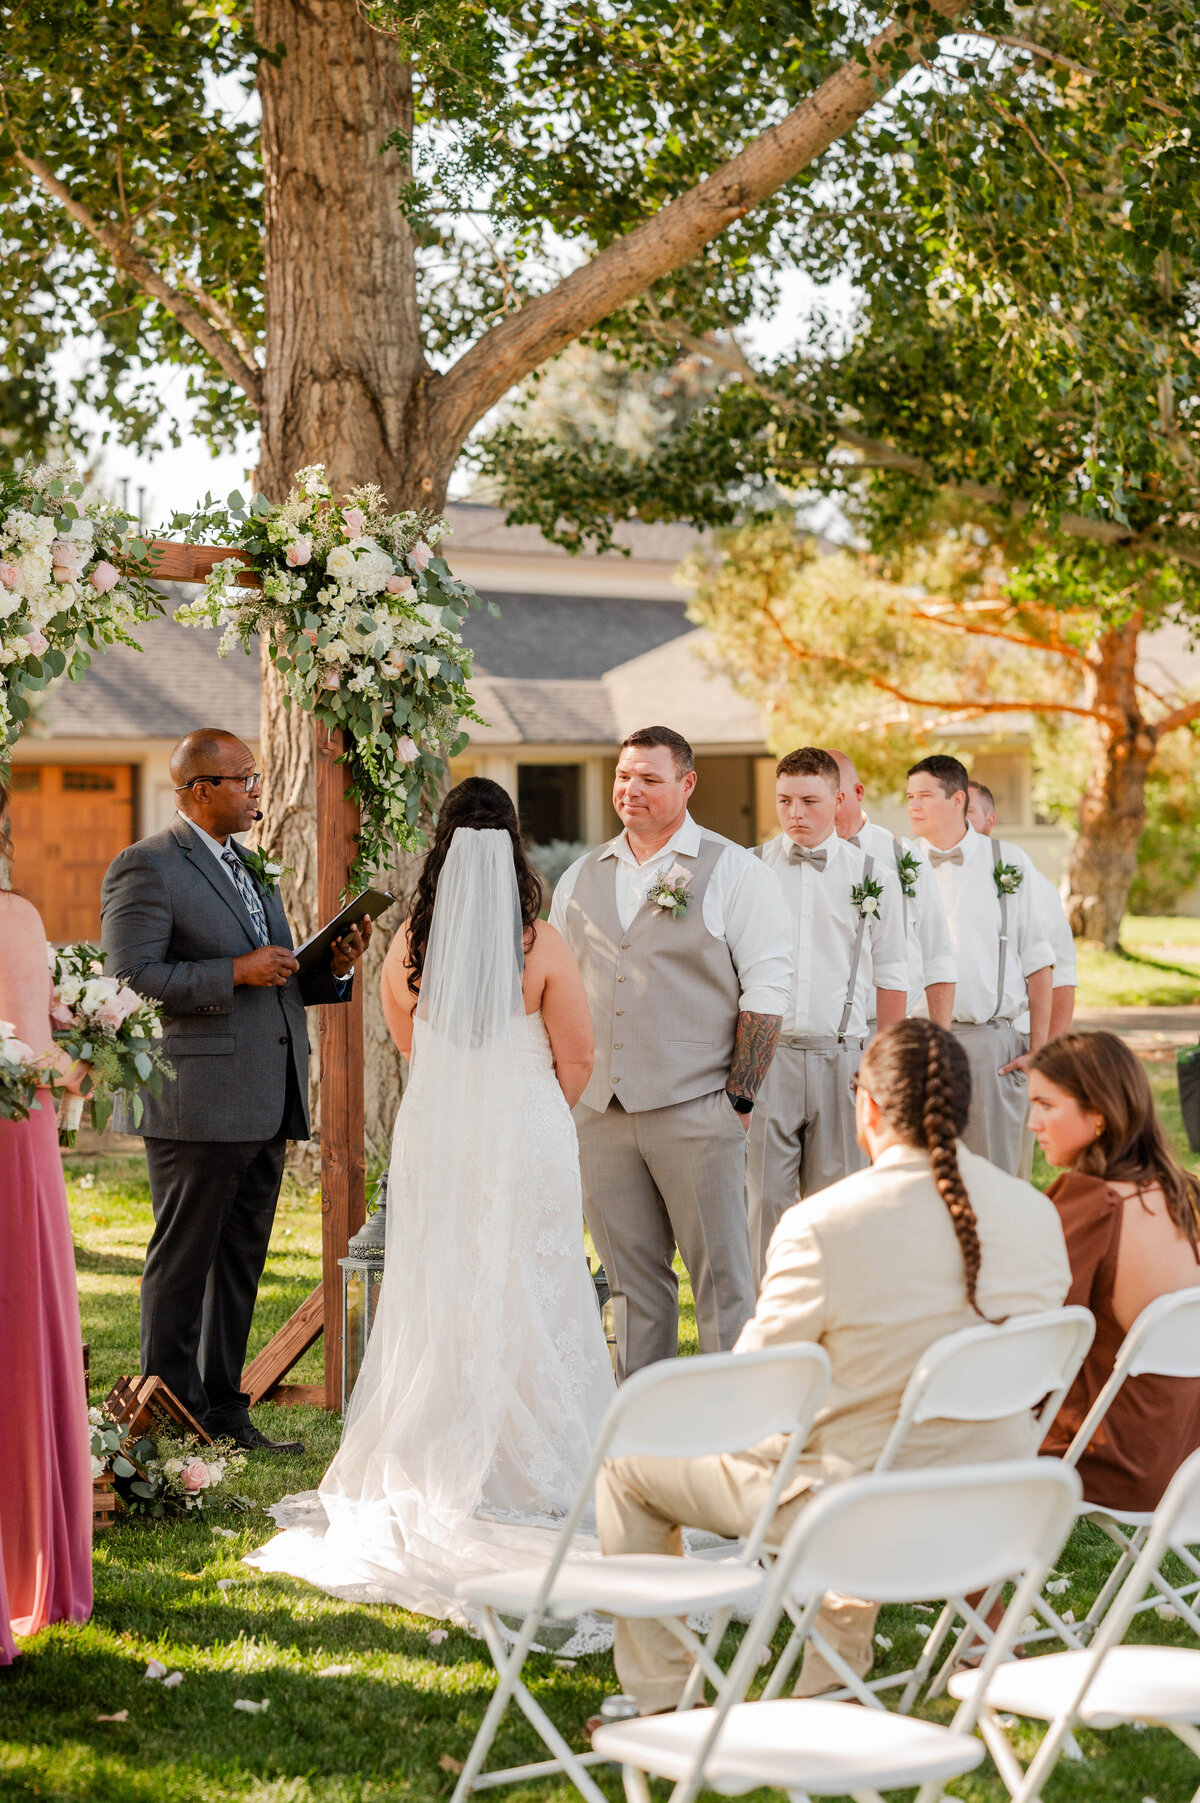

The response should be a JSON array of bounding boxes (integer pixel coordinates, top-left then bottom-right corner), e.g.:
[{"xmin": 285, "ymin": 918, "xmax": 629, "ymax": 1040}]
[{"xmin": 100, "ymin": 817, "xmax": 347, "ymax": 1142}]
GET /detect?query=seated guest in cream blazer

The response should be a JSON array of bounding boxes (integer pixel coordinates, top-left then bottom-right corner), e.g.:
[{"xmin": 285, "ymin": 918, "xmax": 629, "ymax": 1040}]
[{"xmin": 596, "ymin": 1019, "xmax": 1070, "ymax": 1710}]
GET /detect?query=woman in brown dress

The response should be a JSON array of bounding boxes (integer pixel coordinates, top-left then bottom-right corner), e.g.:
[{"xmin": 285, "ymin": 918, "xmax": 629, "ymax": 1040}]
[{"xmin": 1028, "ymin": 1030, "xmax": 1200, "ymax": 1510}]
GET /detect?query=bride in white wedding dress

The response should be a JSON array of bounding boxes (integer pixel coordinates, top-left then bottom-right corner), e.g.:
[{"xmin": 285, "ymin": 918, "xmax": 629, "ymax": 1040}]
[{"xmin": 248, "ymin": 780, "xmax": 615, "ymax": 1624}]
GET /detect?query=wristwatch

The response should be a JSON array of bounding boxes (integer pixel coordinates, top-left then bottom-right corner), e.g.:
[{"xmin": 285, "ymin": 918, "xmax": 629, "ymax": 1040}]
[{"xmin": 727, "ymin": 1091, "xmax": 755, "ymax": 1115}]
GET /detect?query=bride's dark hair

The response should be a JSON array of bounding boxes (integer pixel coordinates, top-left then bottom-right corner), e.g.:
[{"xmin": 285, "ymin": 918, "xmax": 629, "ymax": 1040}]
[{"xmin": 406, "ymin": 777, "xmax": 544, "ymax": 996}]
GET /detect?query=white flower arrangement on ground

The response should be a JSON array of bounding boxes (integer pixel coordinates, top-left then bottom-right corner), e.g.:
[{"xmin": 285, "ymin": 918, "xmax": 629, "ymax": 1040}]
[
  {"xmin": 49, "ymin": 942, "xmax": 174, "ymax": 1141},
  {"xmin": 0, "ymin": 1019, "xmax": 50, "ymax": 1122},
  {"xmin": 0, "ymin": 463, "xmax": 162, "ymax": 754},
  {"xmin": 89, "ymin": 1411, "xmax": 249, "ymax": 1520},
  {"xmin": 172, "ymin": 466, "xmax": 490, "ymax": 886}
]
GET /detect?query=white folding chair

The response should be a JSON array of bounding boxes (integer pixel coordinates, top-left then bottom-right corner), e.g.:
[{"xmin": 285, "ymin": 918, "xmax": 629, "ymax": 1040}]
[
  {"xmin": 949, "ymin": 1444, "xmax": 1200, "ymax": 1802},
  {"xmin": 449, "ymin": 1343, "xmax": 832, "ymax": 1803},
  {"xmin": 760, "ymin": 1306, "xmax": 1094, "ymax": 1709},
  {"xmin": 937, "ymin": 1286, "xmax": 1200, "ymax": 1684},
  {"xmin": 592, "ymin": 1460, "xmax": 1081, "ymax": 1803}
]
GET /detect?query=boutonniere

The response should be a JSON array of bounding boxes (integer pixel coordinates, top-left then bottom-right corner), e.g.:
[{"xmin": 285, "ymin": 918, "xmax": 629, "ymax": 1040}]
[
  {"xmin": 238, "ymin": 844, "xmax": 292, "ymax": 896},
  {"xmin": 851, "ymin": 873, "xmax": 884, "ymax": 919},
  {"xmin": 895, "ymin": 848, "xmax": 922, "ymax": 900},
  {"xmin": 648, "ymin": 862, "xmax": 693, "ymax": 919},
  {"xmin": 994, "ymin": 860, "xmax": 1024, "ymax": 896}
]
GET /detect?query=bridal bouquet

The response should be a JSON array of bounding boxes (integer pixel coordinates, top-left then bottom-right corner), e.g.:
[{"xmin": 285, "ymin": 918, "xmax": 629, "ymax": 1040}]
[
  {"xmin": 172, "ymin": 465, "xmax": 488, "ymax": 885},
  {"xmin": 50, "ymin": 942, "xmax": 173, "ymax": 1142},
  {"xmin": 0, "ymin": 463, "xmax": 162, "ymax": 754},
  {"xmin": 0, "ymin": 1019, "xmax": 50, "ymax": 1122}
]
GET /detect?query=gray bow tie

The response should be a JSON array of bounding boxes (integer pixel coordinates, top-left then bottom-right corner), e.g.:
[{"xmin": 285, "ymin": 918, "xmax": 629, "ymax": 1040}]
[
  {"xmin": 847, "ymin": 833, "xmax": 862, "ymax": 848},
  {"xmin": 788, "ymin": 844, "xmax": 828, "ymax": 871},
  {"xmin": 928, "ymin": 845, "xmax": 965, "ymax": 867}
]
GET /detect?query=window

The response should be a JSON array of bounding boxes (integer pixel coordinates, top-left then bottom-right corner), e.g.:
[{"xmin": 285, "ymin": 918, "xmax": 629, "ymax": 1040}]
[
  {"xmin": 11, "ymin": 767, "xmax": 40, "ymax": 792},
  {"xmin": 62, "ymin": 769, "xmax": 117, "ymax": 791},
  {"xmin": 518, "ymin": 764, "xmax": 582, "ymax": 844}
]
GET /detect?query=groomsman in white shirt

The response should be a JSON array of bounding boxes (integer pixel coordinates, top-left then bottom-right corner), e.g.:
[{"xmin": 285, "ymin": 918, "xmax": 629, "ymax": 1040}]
[
  {"xmin": 967, "ymin": 780, "xmax": 1077, "ymax": 1039},
  {"xmin": 828, "ymin": 749, "xmax": 957, "ymax": 1026},
  {"xmin": 907, "ymin": 755, "xmax": 1053, "ymax": 1174},
  {"xmin": 749, "ymin": 747, "xmax": 908, "ymax": 1277}
]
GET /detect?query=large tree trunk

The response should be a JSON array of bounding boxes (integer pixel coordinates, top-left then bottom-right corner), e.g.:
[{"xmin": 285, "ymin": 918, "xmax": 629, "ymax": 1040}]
[
  {"xmin": 1064, "ymin": 615, "xmax": 1157, "ymax": 949},
  {"xmin": 253, "ymin": 0, "xmax": 454, "ymax": 1157}
]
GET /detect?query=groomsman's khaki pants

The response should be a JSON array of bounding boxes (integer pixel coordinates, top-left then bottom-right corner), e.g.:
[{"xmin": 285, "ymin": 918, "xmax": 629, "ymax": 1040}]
[
  {"xmin": 952, "ymin": 1020, "xmax": 1030, "ymax": 1176},
  {"xmin": 596, "ymin": 1450, "xmax": 878, "ymax": 1710},
  {"xmin": 575, "ymin": 1090, "xmax": 756, "ymax": 1381},
  {"xmin": 746, "ymin": 1037, "xmax": 866, "ymax": 1282}
]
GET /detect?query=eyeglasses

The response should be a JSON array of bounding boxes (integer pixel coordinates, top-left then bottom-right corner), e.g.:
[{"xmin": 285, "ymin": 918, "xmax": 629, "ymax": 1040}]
[{"xmin": 174, "ymin": 771, "xmax": 262, "ymax": 793}]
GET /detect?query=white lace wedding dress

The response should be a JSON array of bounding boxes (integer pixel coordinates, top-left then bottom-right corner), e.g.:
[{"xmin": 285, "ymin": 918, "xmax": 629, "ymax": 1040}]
[{"xmin": 246, "ymin": 829, "xmax": 616, "ymax": 1635}]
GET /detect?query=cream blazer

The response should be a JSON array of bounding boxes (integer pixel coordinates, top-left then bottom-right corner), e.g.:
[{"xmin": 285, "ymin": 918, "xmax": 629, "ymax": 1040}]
[{"xmin": 736, "ymin": 1141, "xmax": 1071, "ymax": 1500}]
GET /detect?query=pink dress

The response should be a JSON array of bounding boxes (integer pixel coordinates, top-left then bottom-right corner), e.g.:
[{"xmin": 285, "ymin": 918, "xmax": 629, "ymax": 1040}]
[{"xmin": 0, "ymin": 1091, "xmax": 93, "ymax": 1661}]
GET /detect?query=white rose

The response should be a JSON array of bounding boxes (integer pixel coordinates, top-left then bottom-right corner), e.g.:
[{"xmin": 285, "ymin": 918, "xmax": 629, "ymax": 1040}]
[
  {"xmin": 862, "ymin": 895, "xmax": 879, "ymax": 916},
  {"xmin": 69, "ymin": 516, "xmax": 95, "ymax": 541},
  {"xmin": 81, "ymin": 976, "xmax": 119, "ymax": 1013},
  {"xmin": 91, "ymin": 1454, "xmax": 107, "ymax": 1481},
  {"xmin": 58, "ymin": 976, "xmax": 84, "ymax": 1005},
  {"xmin": 325, "ymin": 544, "xmax": 357, "ymax": 578}
]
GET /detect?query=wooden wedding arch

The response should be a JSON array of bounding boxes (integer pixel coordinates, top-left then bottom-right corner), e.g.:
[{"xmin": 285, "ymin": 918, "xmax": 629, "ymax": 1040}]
[{"xmin": 149, "ymin": 540, "xmax": 365, "ymax": 1410}]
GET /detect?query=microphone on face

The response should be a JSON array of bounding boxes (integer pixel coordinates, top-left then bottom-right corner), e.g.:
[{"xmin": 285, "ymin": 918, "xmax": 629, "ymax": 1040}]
[{"xmin": 252, "ymin": 809, "xmax": 264, "ymax": 821}]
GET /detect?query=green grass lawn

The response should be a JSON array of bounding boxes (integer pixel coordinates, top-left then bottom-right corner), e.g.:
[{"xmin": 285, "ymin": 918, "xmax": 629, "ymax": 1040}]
[
  {"xmin": 1074, "ymin": 914, "xmax": 1200, "ymax": 1009},
  {"xmin": 1, "ymin": 1131, "xmax": 1197, "ymax": 1802}
]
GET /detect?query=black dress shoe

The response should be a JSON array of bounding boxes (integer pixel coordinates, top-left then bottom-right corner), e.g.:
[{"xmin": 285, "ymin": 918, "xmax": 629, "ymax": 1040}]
[{"xmin": 222, "ymin": 1422, "xmax": 306, "ymax": 1455}]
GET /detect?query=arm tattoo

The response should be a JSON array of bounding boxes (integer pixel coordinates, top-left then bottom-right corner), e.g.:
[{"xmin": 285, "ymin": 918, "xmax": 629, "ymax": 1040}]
[{"xmin": 727, "ymin": 1010, "xmax": 782, "ymax": 1102}]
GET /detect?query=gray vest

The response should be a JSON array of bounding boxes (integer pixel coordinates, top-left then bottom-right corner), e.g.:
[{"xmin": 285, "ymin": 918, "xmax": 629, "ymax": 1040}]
[{"xmin": 563, "ymin": 836, "xmax": 742, "ymax": 1114}]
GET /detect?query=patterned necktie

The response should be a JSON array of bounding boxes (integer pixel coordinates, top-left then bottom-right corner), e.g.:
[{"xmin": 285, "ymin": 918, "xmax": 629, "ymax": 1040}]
[
  {"xmin": 222, "ymin": 848, "xmax": 269, "ymax": 945},
  {"xmin": 928, "ymin": 845, "xmax": 965, "ymax": 867},
  {"xmin": 788, "ymin": 844, "xmax": 828, "ymax": 871}
]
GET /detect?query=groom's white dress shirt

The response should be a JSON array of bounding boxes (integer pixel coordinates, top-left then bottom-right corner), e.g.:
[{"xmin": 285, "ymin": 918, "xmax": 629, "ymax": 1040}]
[
  {"xmin": 915, "ymin": 825, "xmax": 1052, "ymax": 1025},
  {"xmin": 550, "ymin": 813, "xmax": 792, "ymax": 1017}
]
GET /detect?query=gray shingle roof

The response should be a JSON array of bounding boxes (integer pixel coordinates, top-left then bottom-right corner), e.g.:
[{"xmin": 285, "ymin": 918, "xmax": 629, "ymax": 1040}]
[
  {"xmin": 42, "ymin": 611, "xmax": 261, "ymax": 741},
  {"xmin": 462, "ymin": 591, "xmax": 692, "ymax": 680}
]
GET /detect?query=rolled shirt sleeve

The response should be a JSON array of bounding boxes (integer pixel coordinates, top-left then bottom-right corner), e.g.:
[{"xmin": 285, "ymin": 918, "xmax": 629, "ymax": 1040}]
[
  {"xmin": 913, "ymin": 860, "xmax": 957, "ymax": 988},
  {"xmin": 867, "ymin": 865, "xmax": 908, "ymax": 993},
  {"xmin": 1011, "ymin": 849, "xmax": 1055, "ymax": 978},
  {"xmin": 716, "ymin": 847, "xmax": 794, "ymax": 1016}
]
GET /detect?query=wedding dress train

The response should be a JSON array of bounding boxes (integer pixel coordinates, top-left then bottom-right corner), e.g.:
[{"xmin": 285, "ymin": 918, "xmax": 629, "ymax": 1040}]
[{"xmin": 247, "ymin": 829, "xmax": 616, "ymax": 1631}]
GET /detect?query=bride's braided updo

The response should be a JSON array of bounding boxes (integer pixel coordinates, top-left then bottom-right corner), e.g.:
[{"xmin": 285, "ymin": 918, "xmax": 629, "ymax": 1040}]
[{"xmin": 858, "ymin": 1019, "xmax": 992, "ymax": 1317}]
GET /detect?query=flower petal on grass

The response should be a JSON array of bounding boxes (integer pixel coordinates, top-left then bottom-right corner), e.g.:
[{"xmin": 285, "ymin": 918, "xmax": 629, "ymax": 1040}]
[
  {"xmin": 96, "ymin": 1711, "xmax": 129, "ymax": 1723},
  {"xmin": 318, "ymin": 1664, "xmax": 356, "ymax": 1678},
  {"xmin": 427, "ymin": 1629, "xmax": 448, "ymax": 1645},
  {"xmin": 234, "ymin": 1698, "xmax": 270, "ymax": 1714},
  {"xmin": 161, "ymin": 1671, "xmax": 184, "ymax": 1689},
  {"xmin": 144, "ymin": 1659, "xmax": 167, "ymax": 1681},
  {"xmin": 439, "ymin": 1755, "xmax": 464, "ymax": 1775}
]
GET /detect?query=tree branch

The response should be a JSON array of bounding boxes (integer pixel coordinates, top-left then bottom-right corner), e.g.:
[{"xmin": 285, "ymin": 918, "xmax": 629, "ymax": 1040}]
[
  {"xmin": 755, "ymin": 606, "xmax": 1111, "ymax": 724},
  {"xmin": 909, "ymin": 608, "xmax": 1091, "ymax": 664},
  {"xmin": 1150, "ymin": 694, "xmax": 1200, "ymax": 737},
  {"xmin": 10, "ymin": 145, "xmax": 263, "ymax": 410},
  {"xmin": 433, "ymin": 0, "xmax": 973, "ymax": 448},
  {"xmin": 963, "ymin": 32, "xmax": 1102, "ymax": 81}
]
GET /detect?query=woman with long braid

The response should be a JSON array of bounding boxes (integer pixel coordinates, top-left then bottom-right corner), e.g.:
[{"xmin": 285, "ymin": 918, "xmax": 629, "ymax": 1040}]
[{"xmin": 597, "ymin": 1018, "xmax": 1070, "ymax": 1711}]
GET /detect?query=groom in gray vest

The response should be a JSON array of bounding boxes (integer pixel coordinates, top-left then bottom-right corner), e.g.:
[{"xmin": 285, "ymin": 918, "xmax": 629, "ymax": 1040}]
[{"xmin": 550, "ymin": 727, "xmax": 792, "ymax": 1379}]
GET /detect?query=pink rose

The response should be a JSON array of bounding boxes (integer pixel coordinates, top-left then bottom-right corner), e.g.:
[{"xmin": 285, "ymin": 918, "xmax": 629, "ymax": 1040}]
[
  {"xmin": 25, "ymin": 628, "xmax": 48, "ymax": 655},
  {"xmin": 409, "ymin": 540, "xmax": 432, "ymax": 572},
  {"xmin": 52, "ymin": 565, "xmax": 76, "ymax": 584},
  {"xmin": 49, "ymin": 999, "xmax": 76, "ymax": 1029},
  {"xmin": 397, "ymin": 734, "xmax": 419, "ymax": 763},
  {"xmin": 95, "ymin": 997, "xmax": 126, "ymax": 1033},
  {"xmin": 90, "ymin": 560, "xmax": 120, "ymax": 593},
  {"xmin": 385, "ymin": 574, "xmax": 412, "ymax": 595},
  {"xmin": 0, "ymin": 562, "xmax": 18, "ymax": 590},
  {"xmin": 343, "ymin": 508, "xmax": 365, "ymax": 540},
  {"xmin": 321, "ymin": 667, "xmax": 341, "ymax": 690},
  {"xmin": 180, "ymin": 1459, "xmax": 208, "ymax": 1494},
  {"xmin": 285, "ymin": 537, "xmax": 312, "ymax": 568},
  {"xmin": 51, "ymin": 538, "xmax": 82, "ymax": 567},
  {"xmin": 114, "ymin": 986, "xmax": 143, "ymax": 1023}
]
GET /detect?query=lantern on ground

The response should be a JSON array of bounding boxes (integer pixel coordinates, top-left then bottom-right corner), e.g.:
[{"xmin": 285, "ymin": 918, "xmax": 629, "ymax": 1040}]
[{"xmin": 339, "ymin": 1172, "xmax": 388, "ymax": 1410}]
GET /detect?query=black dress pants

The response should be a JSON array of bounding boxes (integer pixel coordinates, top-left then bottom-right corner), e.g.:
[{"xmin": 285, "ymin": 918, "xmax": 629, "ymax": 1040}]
[{"xmin": 140, "ymin": 1065, "xmax": 303, "ymax": 1432}]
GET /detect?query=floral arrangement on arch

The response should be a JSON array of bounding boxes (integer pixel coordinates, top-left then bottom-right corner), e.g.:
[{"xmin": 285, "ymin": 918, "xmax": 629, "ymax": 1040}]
[
  {"xmin": 50, "ymin": 942, "xmax": 174, "ymax": 1142},
  {"xmin": 172, "ymin": 466, "xmax": 490, "ymax": 886},
  {"xmin": 89, "ymin": 1409, "xmax": 248, "ymax": 1520},
  {"xmin": 0, "ymin": 463, "xmax": 162, "ymax": 755},
  {"xmin": 0, "ymin": 1019, "xmax": 51, "ymax": 1122}
]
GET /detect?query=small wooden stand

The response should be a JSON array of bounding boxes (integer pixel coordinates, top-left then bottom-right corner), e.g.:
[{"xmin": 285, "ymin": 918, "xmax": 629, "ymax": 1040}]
[
  {"xmin": 92, "ymin": 1470, "xmax": 118, "ymax": 1534},
  {"xmin": 105, "ymin": 1374, "xmax": 212, "ymax": 1444},
  {"xmin": 142, "ymin": 540, "xmax": 367, "ymax": 1409}
]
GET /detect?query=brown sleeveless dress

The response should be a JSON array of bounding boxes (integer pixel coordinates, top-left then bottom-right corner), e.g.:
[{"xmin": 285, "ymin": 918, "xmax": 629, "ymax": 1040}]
[{"xmin": 1041, "ymin": 1172, "xmax": 1200, "ymax": 1511}]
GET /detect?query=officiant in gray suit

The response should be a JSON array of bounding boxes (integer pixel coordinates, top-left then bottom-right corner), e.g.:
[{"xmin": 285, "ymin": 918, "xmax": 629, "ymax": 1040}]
[
  {"xmin": 550, "ymin": 726, "xmax": 792, "ymax": 1380},
  {"xmin": 101, "ymin": 729, "xmax": 370, "ymax": 1452}
]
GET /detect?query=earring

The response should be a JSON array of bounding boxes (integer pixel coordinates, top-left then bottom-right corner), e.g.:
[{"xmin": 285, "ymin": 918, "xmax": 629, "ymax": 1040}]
[{"xmin": 1094, "ymin": 1118, "xmax": 1106, "ymax": 1140}]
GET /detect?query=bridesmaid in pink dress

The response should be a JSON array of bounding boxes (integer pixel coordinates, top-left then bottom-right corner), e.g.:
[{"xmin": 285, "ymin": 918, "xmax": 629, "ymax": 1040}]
[{"xmin": 0, "ymin": 819, "xmax": 94, "ymax": 1663}]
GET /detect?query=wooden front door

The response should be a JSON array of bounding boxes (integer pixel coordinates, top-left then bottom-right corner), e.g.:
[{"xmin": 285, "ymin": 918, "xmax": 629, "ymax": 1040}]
[{"xmin": 10, "ymin": 765, "xmax": 136, "ymax": 942}]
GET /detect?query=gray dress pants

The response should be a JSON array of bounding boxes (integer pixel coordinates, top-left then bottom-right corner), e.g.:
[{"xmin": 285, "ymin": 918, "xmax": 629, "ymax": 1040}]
[
  {"xmin": 575, "ymin": 1090, "xmax": 755, "ymax": 1381},
  {"xmin": 952, "ymin": 1020, "xmax": 1030, "ymax": 1176},
  {"xmin": 746, "ymin": 1037, "xmax": 866, "ymax": 1282}
]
